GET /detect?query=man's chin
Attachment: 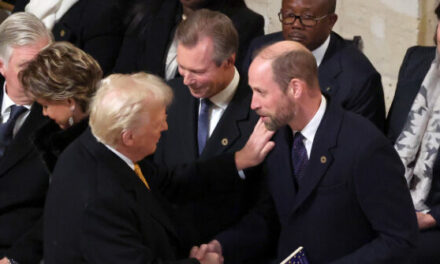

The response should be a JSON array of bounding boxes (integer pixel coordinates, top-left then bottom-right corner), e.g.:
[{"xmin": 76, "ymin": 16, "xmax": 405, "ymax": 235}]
[{"xmin": 262, "ymin": 118, "xmax": 278, "ymax": 131}]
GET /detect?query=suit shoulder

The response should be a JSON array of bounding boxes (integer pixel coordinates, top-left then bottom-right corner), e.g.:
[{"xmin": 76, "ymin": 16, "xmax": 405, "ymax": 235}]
[
  {"xmin": 338, "ymin": 49, "xmax": 378, "ymax": 77},
  {"xmin": 340, "ymin": 109, "xmax": 389, "ymax": 146}
]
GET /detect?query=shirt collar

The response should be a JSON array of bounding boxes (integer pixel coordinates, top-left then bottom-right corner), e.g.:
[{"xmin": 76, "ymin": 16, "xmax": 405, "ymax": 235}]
[
  {"xmin": 208, "ymin": 67, "xmax": 240, "ymax": 110},
  {"xmin": 103, "ymin": 143, "xmax": 135, "ymax": 171},
  {"xmin": 2, "ymin": 82, "xmax": 31, "ymax": 116},
  {"xmin": 296, "ymin": 95, "xmax": 327, "ymax": 144},
  {"xmin": 312, "ymin": 35, "xmax": 330, "ymax": 66}
]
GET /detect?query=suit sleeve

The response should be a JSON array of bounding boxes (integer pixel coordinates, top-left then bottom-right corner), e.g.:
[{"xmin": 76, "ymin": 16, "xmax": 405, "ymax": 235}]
[
  {"xmin": 385, "ymin": 46, "xmax": 418, "ymax": 142},
  {"xmin": 81, "ymin": 192, "xmax": 199, "ymax": 264},
  {"xmin": 145, "ymin": 153, "xmax": 243, "ymax": 202},
  {"xmin": 215, "ymin": 166, "xmax": 280, "ymax": 262},
  {"xmin": 344, "ymin": 70, "xmax": 386, "ymax": 132},
  {"xmin": 3, "ymin": 218, "xmax": 43, "ymax": 264},
  {"xmin": 329, "ymin": 138, "xmax": 418, "ymax": 264}
]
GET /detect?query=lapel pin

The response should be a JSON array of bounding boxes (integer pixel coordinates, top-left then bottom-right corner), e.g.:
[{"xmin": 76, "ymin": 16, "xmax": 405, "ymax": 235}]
[
  {"xmin": 60, "ymin": 29, "xmax": 66, "ymax": 37},
  {"xmin": 221, "ymin": 138, "xmax": 228, "ymax": 146},
  {"xmin": 326, "ymin": 86, "xmax": 331, "ymax": 92},
  {"xmin": 320, "ymin": 156, "xmax": 327, "ymax": 164}
]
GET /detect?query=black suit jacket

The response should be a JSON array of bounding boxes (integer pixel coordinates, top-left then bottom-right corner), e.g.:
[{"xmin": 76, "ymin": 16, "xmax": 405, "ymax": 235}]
[
  {"xmin": 113, "ymin": 0, "xmax": 264, "ymax": 77},
  {"xmin": 386, "ymin": 46, "xmax": 440, "ymax": 225},
  {"xmin": 243, "ymin": 31, "xmax": 385, "ymax": 130},
  {"xmin": 44, "ymin": 128, "xmax": 241, "ymax": 264},
  {"xmin": 14, "ymin": 0, "xmax": 128, "ymax": 75},
  {"xmin": 154, "ymin": 76, "xmax": 261, "ymax": 244},
  {"xmin": 219, "ymin": 98, "xmax": 418, "ymax": 263},
  {"xmin": 0, "ymin": 88, "xmax": 49, "ymax": 264}
]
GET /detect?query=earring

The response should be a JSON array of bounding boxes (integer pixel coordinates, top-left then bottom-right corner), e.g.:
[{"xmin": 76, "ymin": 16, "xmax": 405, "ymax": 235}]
[{"xmin": 68, "ymin": 105, "xmax": 75, "ymax": 126}]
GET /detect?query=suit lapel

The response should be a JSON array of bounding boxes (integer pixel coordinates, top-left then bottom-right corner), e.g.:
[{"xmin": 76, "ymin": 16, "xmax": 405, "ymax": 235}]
[
  {"xmin": 270, "ymin": 127, "xmax": 297, "ymax": 216},
  {"xmin": 0, "ymin": 103, "xmax": 48, "ymax": 175},
  {"xmin": 183, "ymin": 90, "xmax": 199, "ymax": 160},
  {"xmin": 290, "ymin": 99, "xmax": 342, "ymax": 215},
  {"xmin": 318, "ymin": 33, "xmax": 343, "ymax": 97},
  {"xmin": 201, "ymin": 78, "xmax": 252, "ymax": 158}
]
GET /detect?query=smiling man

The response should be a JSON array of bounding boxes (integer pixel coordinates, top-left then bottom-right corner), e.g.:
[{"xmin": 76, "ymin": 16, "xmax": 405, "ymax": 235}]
[
  {"xmin": 154, "ymin": 9, "xmax": 262, "ymax": 249},
  {"xmin": 243, "ymin": 0, "xmax": 385, "ymax": 131}
]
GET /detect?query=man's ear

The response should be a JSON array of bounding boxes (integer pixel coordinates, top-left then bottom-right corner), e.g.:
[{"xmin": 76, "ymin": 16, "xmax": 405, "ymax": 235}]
[
  {"xmin": 328, "ymin": 13, "xmax": 338, "ymax": 30},
  {"xmin": 224, "ymin": 53, "xmax": 236, "ymax": 68},
  {"xmin": 121, "ymin": 129, "xmax": 135, "ymax": 147},
  {"xmin": 0, "ymin": 58, "xmax": 6, "ymax": 76},
  {"xmin": 288, "ymin": 78, "xmax": 304, "ymax": 99}
]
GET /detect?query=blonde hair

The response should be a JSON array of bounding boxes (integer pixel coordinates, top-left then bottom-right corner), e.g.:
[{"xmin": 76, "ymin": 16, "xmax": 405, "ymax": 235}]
[
  {"xmin": 0, "ymin": 12, "xmax": 53, "ymax": 66},
  {"xmin": 20, "ymin": 42, "xmax": 102, "ymax": 112},
  {"xmin": 89, "ymin": 73, "xmax": 173, "ymax": 147}
]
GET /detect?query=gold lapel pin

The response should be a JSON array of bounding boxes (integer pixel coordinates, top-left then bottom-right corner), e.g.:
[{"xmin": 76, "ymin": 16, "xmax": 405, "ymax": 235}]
[
  {"xmin": 221, "ymin": 138, "xmax": 228, "ymax": 146},
  {"xmin": 326, "ymin": 86, "xmax": 331, "ymax": 92},
  {"xmin": 320, "ymin": 156, "xmax": 327, "ymax": 164}
]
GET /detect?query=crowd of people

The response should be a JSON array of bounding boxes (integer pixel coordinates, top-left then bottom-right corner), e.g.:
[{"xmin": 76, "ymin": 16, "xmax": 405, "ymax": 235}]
[{"xmin": 0, "ymin": 0, "xmax": 438, "ymax": 263}]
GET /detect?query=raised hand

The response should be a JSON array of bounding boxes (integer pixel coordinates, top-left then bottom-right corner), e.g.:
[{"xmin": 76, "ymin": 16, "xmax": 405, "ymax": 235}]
[{"xmin": 235, "ymin": 118, "xmax": 275, "ymax": 170}]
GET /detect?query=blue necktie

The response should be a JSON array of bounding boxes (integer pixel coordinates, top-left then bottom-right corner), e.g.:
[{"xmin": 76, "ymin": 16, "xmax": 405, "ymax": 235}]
[
  {"xmin": 0, "ymin": 105, "xmax": 27, "ymax": 156},
  {"xmin": 291, "ymin": 132, "xmax": 308, "ymax": 179},
  {"xmin": 197, "ymin": 99, "xmax": 211, "ymax": 155}
]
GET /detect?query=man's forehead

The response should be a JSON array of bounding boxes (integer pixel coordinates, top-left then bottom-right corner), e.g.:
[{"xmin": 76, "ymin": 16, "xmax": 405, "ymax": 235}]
[{"xmin": 282, "ymin": 0, "xmax": 327, "ymax": 10}]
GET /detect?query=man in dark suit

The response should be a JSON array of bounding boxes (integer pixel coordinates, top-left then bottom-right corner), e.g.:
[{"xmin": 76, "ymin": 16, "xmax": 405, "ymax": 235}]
[
  {"xmin": 154, "ymin": 9, "xmax": 262, "ymax": 246},
  {"xmin": 198, "ymin": 41, "xmax": 418, "ymax": 263},
  {"xmin": 13, "ymin": 0, "xmax": 128, "ymax": 75},
  {"xmin": 0, "ymin": 12, "xmax": 52, "ymax": 264},
  {"xmin": 43, "ymin": 72, "xmax": 273, "ymax": 264},
  {"xmin": 113, "ymin": 0, "xmax": 264, "ymax": 79},
  {"xmin": 242, "ymin": 0, "xmax": 385, "ymax": 130}
]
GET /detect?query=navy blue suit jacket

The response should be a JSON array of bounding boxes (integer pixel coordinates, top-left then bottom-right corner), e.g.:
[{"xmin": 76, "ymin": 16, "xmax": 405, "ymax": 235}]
[
  {"xmin": 219, "ymin": 98, "xmax": 417, "ymax": 263},
  {"xmin": 386, "ymin": 46, "xmax": 440, "ymax": 225},
  {"xmin": 154, "ymin": 76, "xmax": 262, "ymax": 245},
  {"xmin": 243, "ymin": 31, "xmax": 385, "ymax": 130},
  {"xmin": 0, "ymin": 86, "xmax": 49, "ymax": 264}
]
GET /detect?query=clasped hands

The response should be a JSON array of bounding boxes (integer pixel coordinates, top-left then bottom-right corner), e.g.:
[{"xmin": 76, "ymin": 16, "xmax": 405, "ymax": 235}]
[{"xmin": 189, "ymin": 240, "xmax": 223, "ymax": 264}]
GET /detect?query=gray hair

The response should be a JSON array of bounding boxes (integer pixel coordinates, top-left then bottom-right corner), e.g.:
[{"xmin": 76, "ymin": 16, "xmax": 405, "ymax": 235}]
[
  {"xmin": 0, "ymin": 12, "xmax": 53, "ymax": 65},
  {"xmin": 89, "ymin": 73, "xmax": 173, "ymax": 147},
  {"xmin": 175, "ymin": 9, "xmax": 238, "ymax": 66}
]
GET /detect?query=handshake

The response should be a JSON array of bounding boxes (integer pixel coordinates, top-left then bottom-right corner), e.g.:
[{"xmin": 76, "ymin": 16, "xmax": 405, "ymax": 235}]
[{"xmin": 190, "ymin": 240, "xmax": 223, "ymax": 264}]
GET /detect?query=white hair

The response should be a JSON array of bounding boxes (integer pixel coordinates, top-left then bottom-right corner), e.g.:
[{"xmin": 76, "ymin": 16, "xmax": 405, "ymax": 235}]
[
  {"xmin": 0, "ymin": 12, "xmax": 53, "ymax": 66},
  {"xmin": 89, "ymin": 73, "xmax": 173, "ymax": 147}
]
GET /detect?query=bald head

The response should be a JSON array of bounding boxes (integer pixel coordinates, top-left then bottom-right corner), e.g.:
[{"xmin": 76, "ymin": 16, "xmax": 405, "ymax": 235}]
[{"xmin": 251, "ymin": 41, "xmax": 319, "ymax": 92}]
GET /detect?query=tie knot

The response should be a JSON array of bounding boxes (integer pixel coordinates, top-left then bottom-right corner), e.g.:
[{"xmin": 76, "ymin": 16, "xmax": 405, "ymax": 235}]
[
  {"xmin": 292, "ymin": 132, "xmax": 305, "ymax": 149},
  {"xmin": 9, "ymin": 105, "xmax": 27, "ymax": 121},
  {"xmin": 200, "ymin": 98, "xmax": 211, "ymax": 111}
]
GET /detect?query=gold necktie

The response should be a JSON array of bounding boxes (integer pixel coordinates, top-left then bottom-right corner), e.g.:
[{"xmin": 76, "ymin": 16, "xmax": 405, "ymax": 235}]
[{"xmin": 134, "ymin": 163, "xmax": 150, "ymax": 190}]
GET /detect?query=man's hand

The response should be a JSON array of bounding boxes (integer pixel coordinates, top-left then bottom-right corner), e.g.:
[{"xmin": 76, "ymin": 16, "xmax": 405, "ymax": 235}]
[
  {"xmin": 416, "ymin": 212, "xmax": 437, "ymax": 230},
  {"xmin": 235, "ymin": 118, "xmax": 275, "ymax": 170},
  {"xmin": 190, "ymin": 240, "xmax": 223, "ymax": 264}
]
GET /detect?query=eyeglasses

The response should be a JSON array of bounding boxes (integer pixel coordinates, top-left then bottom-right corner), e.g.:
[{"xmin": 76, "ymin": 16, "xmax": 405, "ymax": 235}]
[{"xmin": 278, "ymin": 11, "xmax": 329, "ymax": 27}]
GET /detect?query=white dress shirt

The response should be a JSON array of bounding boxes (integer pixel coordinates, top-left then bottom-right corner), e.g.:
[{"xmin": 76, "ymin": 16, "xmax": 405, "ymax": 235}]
[
  {"xmin": 104, "ymin": 143, "xmax": 135, "ymax": 171},
  {"xmin": 294, "ymin": 95, "xmax": 327, "ymax": 158},
  {"xmin": 312, "ymin": 35, "xmax": 330, "ymax": 67},
  {"xmin": 199, "ymin": 67, "xmax": 240, "ymax": 137}
]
